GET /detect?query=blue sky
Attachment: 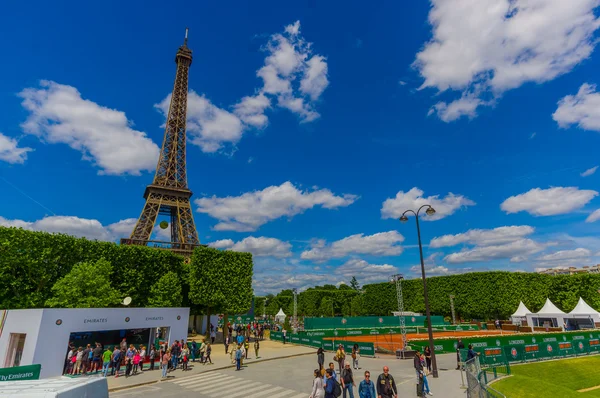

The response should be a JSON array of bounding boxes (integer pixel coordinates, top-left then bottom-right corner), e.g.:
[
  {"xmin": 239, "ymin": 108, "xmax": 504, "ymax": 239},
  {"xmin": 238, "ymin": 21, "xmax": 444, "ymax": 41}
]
[{"xmin": 2, "ymin": 0, "xmax": 600, "ymax": 294}]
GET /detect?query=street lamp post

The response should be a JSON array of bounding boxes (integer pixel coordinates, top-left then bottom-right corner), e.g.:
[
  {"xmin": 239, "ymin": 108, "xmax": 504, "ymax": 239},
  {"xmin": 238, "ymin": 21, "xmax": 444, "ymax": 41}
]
[{"xmin": 400, "ymin": 204, "xmax": 439, "ymax": 378}]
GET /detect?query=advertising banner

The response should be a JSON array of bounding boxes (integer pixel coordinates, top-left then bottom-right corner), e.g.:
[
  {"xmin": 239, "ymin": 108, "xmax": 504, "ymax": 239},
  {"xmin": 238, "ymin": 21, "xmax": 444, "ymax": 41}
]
[{"xmin": 0, "ymin": 364, "xmax": 41, "ymax": 382}]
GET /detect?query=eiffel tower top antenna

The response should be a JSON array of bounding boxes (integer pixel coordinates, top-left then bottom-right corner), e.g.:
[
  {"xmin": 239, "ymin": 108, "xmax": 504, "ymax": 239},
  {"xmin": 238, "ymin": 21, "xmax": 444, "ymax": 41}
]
[{"xmin": 184, "ymin": 27, "xmax": 189, "ymax": 46}]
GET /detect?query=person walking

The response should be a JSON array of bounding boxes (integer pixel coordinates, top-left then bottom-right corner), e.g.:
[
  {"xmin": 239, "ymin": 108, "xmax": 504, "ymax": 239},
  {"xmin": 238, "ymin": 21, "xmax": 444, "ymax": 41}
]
[
  {"xmin": 254, "ymin": 339, "xmax": 260, "ymax": 358},
  {"xmin": 317, "ymin": 347, "xmax": 325, "ymax": 371},
  {"xmin": 101, "ymin": 346, "xmax": 112, "ymax": 377},
  {"xmin": 456, "ymin": 339, "xmax": 464, "ymax": 369},
  {"xmin": 210, "ymin": 329, "xmax": 216, "ymax": 344},
  {"xmin": 244, "ymin": 337, "xmax": 250, "ymax": 359},
  {"xmin": 424, "ymin": 346, "xmax": 432, "ymax": 373},
  {"xmin": 235, "ymin": 345, "xmax": 242, "ymax": 371},
  {"xmin": 341, "ymin": 361, "xmax": 355, "ymax": 398},
  {"xmin": 161, "ymin": 349, "xmax": 171, "ymax": 379},
  {"xmin": 310, "ymin": 368, "xmax": 325, "ymax": 398},
  {"xmin": 181, "ymin": 344, "xmax": 189, "ymax": 371},
  {"xmin": 205, "ymin": 343, "xmax": 213, "ymax": 364},
  {"xmin": 358, "ymin": 371, "xmax": 376, "ymax": 398},
  {"xmin": 225, "ymin": 335, "xmax": 230, "ymax": 354},
  {"xmin": 420, "ymin": 352, "xmax": 433, "ymax": 396},
  {"xmin": 376, "ymin": 366, "xmax": 397, "ymax": 398},
  {"xmin": 336, "ymin": 345, "xmax": 346, "ymax": 374},
  {"xmin": 414, "ymin": 349, "xmax": 423, "ymax": 385},
  {"xmin": 199, "ymin": 340, "xmax": 207, "ymax": 364},
  {"xmin": 325, "ymin": 369, "xmax": 340, "ymax": 398},
  {"xmin": 111, "ymin": 346, "xmax": 122, "ymax": 377},
  {"xmin": 352, "ymin": 344, "xmax": 360, "ymax": 370},
  {"xmin": 149, "ymin": 347, "xmax": 156, "ymax": 371},
  {"xmin": 191, "ymin": 341, "xmax": 197, "ymax": 362}
]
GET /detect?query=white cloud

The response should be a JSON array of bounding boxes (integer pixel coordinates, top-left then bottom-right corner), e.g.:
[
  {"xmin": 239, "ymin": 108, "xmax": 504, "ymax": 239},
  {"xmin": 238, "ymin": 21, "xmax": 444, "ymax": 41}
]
[
  {"xmin": 415, "ymin": 0, "xmax": 600, "ymax": 121},
  {"xmin": 256, "ymin": 21, "xmax": 329, "ymax": 122},
  {"xmin": 155, "ymin": 91, "xmax": 245, "ymax": 153},
  {"xmin": 336, "ymin": 258, "xmax": 399, "ymax": 284},
  {"xmin": 429, "ymin": 95, "xmax": 483, "ymax": 122},
  {"xmin": 19, "ymin": 81, "xmax": 159, "ymax": 175},
  {"xmin": 208, "ymin": 236, "xmax": 292, "ymax": 258},
  {"xmin": 431, "ymin": 225, "xmax": 552, "ymax": 264},
  {"xmin": 301, "ymin": 231, "xmax": 405, "ymax": 262},
  {"xmin": 537, "ymin": 248, "xmax": 591, "ymax": 262},
  {"xmin": 431, "ymin": 225, "xmax": 535, "ymax": 248},
  {"xmin": 381, "ymin": 187, "xmax": 475, "ymax": 221},
  {"xmin": 554, "ymin": 83, "xmax": 600, "ymax": 131},
  {"xmin": 0, "ymin": 133, "xmax": 32, "ymax": 164},
  {"xmin": 0, "ymin": 215, "xmax": 136, "ymax": 242},
  {"xmin": 586, "ymin": 209, "xmax": 600, "ymax": 223},
  {"xmin": 195, "ymin": 181, "xmax": 357, "ymax": 232},
  {"xmin": 582, "ymin": 166, "xmax": 599, "ymax": 177},
  {"xmin": 501, "ymin": 187, "xmax": 598, "ymax": 216},
  {"xmin": 445, "ymin": 238, "xmax": 549, "ymax": 263},
  {"xmin": 233, "ymin": 93, "xmax": 271, "ymax": 129}
]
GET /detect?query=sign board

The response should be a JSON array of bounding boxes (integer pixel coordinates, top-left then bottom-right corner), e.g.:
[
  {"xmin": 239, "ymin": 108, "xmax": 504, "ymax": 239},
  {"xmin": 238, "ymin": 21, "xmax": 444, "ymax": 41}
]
[{"xmin": 0, "ymin": 364, "xmax": 41, "ymax": 382}]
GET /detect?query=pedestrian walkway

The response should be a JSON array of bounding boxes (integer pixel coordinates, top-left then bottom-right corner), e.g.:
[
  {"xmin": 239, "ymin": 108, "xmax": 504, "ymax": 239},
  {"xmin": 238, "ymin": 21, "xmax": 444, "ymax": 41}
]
[
  {"xmin": 108, "ymin": 339, "xmax": 315, "ymax": 392},
  {"xmin": 170, "ymin": 371, "xmax": 307, "ymax": 398}
]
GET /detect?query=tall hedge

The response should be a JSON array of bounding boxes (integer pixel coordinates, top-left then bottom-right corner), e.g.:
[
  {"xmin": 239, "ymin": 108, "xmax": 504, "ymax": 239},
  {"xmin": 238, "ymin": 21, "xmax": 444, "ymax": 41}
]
[
  {"xmin": 188, "ymin": 246, "xmax": 253, "ymax": 315},
  {"xmin": 0, "ymin": 226, "xmax": 184, "ymax": 309},
  {"xmin": 263, "ymin": 272, "xmax": 600, "ymax": 321},
  {"xmin": 361, "ymin": 271, "xmax": 600, "ymax": 320}
]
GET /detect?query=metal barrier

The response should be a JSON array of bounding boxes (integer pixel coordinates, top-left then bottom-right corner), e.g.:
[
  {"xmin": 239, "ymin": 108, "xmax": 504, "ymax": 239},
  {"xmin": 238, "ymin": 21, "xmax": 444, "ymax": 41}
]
[{"xmin": 464, "ymin": 356, "xmax": 509, "ymax": 398}]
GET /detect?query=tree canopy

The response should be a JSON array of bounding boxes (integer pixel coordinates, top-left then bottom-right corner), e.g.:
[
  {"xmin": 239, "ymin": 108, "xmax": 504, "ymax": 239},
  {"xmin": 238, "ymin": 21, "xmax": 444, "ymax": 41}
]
[{"xmin": 45, "ymin": 259, "xmax": 122, "ymax": 308}]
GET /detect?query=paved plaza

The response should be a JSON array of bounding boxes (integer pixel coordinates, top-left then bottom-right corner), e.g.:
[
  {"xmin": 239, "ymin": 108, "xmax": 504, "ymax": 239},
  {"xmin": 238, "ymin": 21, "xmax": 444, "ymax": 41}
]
[{"xmin": 111, "ymin": 343, "xmax": 467, "ymax": 398}]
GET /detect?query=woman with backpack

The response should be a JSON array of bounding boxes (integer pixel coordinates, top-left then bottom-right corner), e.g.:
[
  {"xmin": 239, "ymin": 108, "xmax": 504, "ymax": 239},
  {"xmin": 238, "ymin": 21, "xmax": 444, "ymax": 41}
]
[
  {"xmin": 341, "ymin": 361, "xmax": 355, "ymax": 398},
  {"xmin": 310, "ymin": 368, "xmax": 325, "ymax": 398}
]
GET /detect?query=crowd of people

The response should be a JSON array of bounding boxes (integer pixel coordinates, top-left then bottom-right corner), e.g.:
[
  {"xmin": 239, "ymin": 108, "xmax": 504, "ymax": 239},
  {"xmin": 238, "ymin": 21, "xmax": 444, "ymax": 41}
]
[{"xmin": 309, "ymin": 344, "xmax": 434, "ymax": 398}]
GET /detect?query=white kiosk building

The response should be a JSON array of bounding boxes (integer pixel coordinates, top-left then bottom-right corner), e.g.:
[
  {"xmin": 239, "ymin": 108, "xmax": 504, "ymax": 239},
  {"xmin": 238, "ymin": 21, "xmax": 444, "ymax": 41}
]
[
  {"xmin": 275, "ymin": 308, "xmax": 286, "ymax": 324},
  {"xmin": 0, "ymin": 307, "xmax": 189, "ymax": 379}
]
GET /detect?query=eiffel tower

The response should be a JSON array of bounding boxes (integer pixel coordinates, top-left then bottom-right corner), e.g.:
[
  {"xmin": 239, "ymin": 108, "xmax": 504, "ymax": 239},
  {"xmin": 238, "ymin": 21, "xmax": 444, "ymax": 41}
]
[{"xmin": 121, "ymin": 28, "xmax": 201, "ymax": 256}]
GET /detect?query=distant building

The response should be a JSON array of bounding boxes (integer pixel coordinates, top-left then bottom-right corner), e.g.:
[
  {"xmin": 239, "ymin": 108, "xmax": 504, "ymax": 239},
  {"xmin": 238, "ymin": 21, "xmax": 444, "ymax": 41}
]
[{"xmin": 537, "ymin": 265, "xmax": 600, "ymax": 275}]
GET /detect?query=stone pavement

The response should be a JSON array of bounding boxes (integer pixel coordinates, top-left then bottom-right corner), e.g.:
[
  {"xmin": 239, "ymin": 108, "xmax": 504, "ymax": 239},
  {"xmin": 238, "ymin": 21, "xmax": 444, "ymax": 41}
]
[
  {"xmin": 108, "ymin": 339, "xmax": 315, "ymax": 392},
  {"xmin": 111, "ymin": 348, "xmax": 468, "ymax": 397}
]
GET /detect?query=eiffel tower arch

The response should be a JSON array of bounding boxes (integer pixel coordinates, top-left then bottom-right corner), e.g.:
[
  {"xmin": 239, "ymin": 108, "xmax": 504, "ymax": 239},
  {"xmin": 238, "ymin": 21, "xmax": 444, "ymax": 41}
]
[{"xmin": 121, "ymin": 28, "xmax": 201, "ymax": 257}]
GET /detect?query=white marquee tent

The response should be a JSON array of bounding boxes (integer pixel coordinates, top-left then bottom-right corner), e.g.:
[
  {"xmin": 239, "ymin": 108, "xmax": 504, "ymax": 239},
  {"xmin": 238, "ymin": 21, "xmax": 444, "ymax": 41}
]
[
  {"xmin": 525, "ymin": 298, "xmax": 566, "ymax": 329},
  {"xmin": 566, "ymin": 297, "xmax": 600, "ymax": 329},
  {"xmin": 510, "ymin": 301, "xmax": 531, "ymax": 325},
  {"xmin": 275, "ymin": 308, "xmax": 286, "ymax": 323}
]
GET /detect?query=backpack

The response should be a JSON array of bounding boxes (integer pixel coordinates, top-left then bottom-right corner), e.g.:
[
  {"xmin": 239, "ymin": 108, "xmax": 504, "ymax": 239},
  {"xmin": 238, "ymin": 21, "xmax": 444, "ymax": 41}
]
[
  {"xmin": 342, "ymin": 369, "xmax": 352, "ymax": 385},
  {"xmin": 332, "ymin": 380, "xmax": 342, "ymax": 397},
  {"xmin": 88, "ymin": 350, "xmax": 93, "ymax": 360}
]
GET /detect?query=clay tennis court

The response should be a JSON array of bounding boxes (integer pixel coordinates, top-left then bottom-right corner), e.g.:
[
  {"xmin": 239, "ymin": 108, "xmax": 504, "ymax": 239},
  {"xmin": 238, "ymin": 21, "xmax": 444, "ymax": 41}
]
[{"xmin": 326, "ymin": 329, "xmax": 517, "ymax": 352}]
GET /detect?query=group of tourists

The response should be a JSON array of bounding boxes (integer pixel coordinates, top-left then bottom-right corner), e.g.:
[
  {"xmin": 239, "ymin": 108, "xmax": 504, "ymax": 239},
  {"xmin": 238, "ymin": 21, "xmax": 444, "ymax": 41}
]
[
  {"xmin": 63, "ymin": 339, "xmax": 153, "ymax": 379},
  {"xmin": 309, "ymin": 343, "xmax": 434, "ymax": 397}
]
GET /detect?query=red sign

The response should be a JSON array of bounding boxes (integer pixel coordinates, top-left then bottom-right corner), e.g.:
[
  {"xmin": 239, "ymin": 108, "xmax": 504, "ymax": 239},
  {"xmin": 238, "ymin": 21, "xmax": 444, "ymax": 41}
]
[
  {"xmin": 525, "ymin": 345, "xmax": 538, "ymax": 352},
  {"xmin": 485, "ymin": 348, "xmax": 502, "ymax": 356},
  {"xmin": 559, "ymin": 342, "xmax": 572, "ymax": 350},
  {"xmin": 590, "ymin": 339, "xmax": 599, "ymax": 346}
]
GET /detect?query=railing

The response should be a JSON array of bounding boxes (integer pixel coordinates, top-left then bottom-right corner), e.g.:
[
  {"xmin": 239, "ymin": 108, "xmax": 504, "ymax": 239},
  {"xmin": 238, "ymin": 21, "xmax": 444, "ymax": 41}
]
[{"xmin": 464, "ymin": 356, "xmax": 509, "ymax": 398}]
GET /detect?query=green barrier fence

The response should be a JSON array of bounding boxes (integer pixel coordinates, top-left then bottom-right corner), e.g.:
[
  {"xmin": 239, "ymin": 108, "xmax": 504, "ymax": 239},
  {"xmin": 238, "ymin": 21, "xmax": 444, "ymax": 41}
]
[
  {"xmin": 413, "ymin": 330, "xmax": 600, "ymax": 354},
  {"xmin": 303, "ymin": 315, "xmax": 446, "ymax": 330},
  {"xmin": 299, "ymin": 324, "xmax": 478, "ymax": 338},
  {"xmin": 456, "ymin": 336, "xmax": 600, "ymax": 366},
  {"xmin": 268, "ymin": 331, "xmax": 375, "ymax": 356}
]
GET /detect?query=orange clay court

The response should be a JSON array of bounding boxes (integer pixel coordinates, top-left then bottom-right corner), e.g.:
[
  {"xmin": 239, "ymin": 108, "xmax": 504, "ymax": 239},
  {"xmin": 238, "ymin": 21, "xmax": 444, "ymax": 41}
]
[{"xmin": 326, "ymin": 329, "xmax": 517, "ymax": 351}]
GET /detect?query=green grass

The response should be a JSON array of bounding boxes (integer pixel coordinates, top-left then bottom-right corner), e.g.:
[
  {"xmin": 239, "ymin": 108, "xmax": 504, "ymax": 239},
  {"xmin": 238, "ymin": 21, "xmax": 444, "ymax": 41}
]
[{"xmin": 493, "ymin": 355, "xmax": 600, "ymax": 397}]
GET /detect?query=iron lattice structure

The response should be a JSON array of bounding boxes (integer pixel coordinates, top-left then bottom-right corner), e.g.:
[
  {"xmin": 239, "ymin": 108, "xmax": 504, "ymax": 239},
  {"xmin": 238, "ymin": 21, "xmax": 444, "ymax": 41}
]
[
  {"xmin": 392, "ymin": 274, "xmax": 408, "ymax": 351},
  {"xmin": 121, "ymin": 29, "xmax": 201, "ymax": 257}
]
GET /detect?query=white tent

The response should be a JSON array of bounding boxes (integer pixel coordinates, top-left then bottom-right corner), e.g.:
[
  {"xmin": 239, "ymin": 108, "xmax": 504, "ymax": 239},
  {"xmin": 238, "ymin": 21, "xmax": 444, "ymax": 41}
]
[
  {"xmin": 510, "ymin": 301, "xmax": 531, "ymax": 325},
  {"xmin": 525, "ymin": 298, "xmax": 567, "ymax": 330},
  {"xmin": 566, "ymin": 297, "xmax": 600, "ymax": 329},
  {"xmin": 275, "ymin": 308, "xmax": 286, "ymax": 323}
]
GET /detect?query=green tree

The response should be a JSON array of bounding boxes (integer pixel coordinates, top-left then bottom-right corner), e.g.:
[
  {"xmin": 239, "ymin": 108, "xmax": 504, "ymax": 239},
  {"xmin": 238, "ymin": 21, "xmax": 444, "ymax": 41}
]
[
  {"xmin": 350, "ymin": 276, "xmax": 360, "ymax": 291},
  {"xmin": 319, "ymin": 297, "xmax": 334, "ymax": 317},
  {"xmin": 147, "ymin": 271, "xmax": 183, "ymax": 307},
  {"xmin": 45, "ymin": 259, "xmax": 122, "ymax": 308}
]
